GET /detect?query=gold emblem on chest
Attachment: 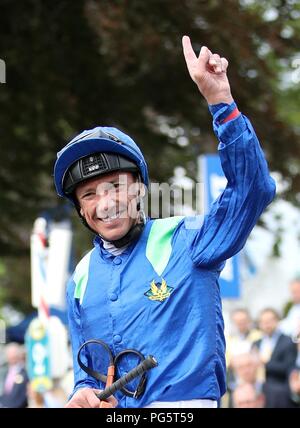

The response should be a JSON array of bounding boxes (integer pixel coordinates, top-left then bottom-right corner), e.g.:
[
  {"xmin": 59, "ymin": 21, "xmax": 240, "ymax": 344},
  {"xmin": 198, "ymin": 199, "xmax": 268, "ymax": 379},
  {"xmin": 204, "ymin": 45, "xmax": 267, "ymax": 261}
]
[{"xmin": 144, "ymin": 278, "xmax": 174, "ymax": 302}]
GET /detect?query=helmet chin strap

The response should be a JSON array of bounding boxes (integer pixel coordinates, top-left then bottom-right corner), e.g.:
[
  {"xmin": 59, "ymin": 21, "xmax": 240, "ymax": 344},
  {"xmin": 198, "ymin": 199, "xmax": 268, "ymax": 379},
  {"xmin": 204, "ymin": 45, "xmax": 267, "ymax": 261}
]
[{"xmin": 107, "ymin": 207, "xmax": 146, "ymax": 248}]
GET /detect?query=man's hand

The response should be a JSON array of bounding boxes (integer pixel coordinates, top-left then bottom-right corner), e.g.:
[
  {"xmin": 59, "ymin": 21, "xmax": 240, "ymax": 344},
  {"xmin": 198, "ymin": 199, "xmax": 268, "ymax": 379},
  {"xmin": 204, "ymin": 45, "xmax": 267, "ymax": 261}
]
[
  {"xmin": 289, "ymin": 370, "xmax": 300, "ymax": 395},
  {"xmin": 65, "ymin": 387, "xmax": 118, "ymax": 408},
  {"xmin": 182, "ymin": 35, "xmax": 233, "ymax": 105}
]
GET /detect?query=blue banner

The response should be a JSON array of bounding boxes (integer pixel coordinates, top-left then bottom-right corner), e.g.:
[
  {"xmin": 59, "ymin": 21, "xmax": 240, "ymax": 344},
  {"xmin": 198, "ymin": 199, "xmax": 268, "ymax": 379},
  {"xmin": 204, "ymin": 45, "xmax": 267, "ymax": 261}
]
[
  {"xmin": 25, "ymin": 318, "xmax": 52, "ymax": 392},
  {"xmin": 198, "ymin": 154, "xmax": 240, "ymax": 298}
]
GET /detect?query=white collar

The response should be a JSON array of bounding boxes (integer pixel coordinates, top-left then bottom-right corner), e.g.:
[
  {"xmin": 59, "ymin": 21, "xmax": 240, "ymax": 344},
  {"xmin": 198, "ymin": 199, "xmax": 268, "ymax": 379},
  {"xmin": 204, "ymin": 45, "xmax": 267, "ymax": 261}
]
[{"xmin": 101, "ymin": 238, "xmax": 129, "ymax": 256}]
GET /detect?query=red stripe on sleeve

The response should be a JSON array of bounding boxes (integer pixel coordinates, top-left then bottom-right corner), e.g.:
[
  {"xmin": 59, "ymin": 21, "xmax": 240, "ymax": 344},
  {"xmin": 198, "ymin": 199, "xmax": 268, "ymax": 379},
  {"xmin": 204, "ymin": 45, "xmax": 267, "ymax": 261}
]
[{"xmin": 222, "ymin": 107, "xmax": 240, "ymax": 124}]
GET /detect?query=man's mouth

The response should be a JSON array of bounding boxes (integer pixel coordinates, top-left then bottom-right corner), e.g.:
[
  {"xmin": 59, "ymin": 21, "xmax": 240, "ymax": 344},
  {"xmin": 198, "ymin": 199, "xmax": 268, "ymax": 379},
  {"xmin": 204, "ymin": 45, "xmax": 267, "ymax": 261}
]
[{"xmin": 99, "ymin": 211, "xmax": 126, "ymax": 223}]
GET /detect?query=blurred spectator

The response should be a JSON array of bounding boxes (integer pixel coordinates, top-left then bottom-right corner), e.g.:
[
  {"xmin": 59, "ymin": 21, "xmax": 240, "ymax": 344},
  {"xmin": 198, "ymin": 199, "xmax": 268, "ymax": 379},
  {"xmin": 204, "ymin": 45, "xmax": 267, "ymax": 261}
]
[
  {"xmin": 225, "ymin": 351, "xmax": 263, "ymax": 408},
  {"xmin": 27, "ymin": 379, "xmax": 67, "ymax": 408},
  {"xmin": 232, "ymin": 383, "xmax": 265, "ymax": 408},
  {"xmin": 280, "ymin": 278, "xmax": 300, "ymax": 341},
  {"xmin": 27, "ymin": 384, "xmax": 45, "ymax": 408},
  {"xmin": 224, "ymin": 309, "xmax": 262, "ymax": 407},
  {"xmin": 0, "ymin": 344, "xmax": 7, "ymax": 394},
  {"xmin": 226, "ymin": 308, "xmax": 262, "ymax": 361},
  {"xmin": 0, "ymin": 343, "xmax": 28, "ymax": 408},
  {"xmin": 289, "ymin": 370, "xmax": 300, "ymax": 406},
  {"xmin": 289, "ymin": 340, "xmax": 300, "ymax": 407},
  {"xmin": 231, "ymin": 351, "xmax": 262, "ymax": 388},
  {"xmin": 253, "ymin": 308, "xmax": 297, "ymax": 408}
]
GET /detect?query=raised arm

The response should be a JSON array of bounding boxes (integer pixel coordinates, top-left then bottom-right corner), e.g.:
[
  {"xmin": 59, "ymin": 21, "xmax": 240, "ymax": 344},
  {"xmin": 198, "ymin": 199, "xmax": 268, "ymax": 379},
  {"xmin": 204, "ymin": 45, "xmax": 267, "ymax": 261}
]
[{"xmin": 181, "ymin": 36, "xmax": 276, "ymax": 268}]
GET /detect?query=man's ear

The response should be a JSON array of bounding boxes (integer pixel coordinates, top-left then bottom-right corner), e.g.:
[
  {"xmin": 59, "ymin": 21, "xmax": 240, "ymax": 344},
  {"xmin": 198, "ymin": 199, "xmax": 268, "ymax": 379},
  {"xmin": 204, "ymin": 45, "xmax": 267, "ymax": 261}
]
[
  {"xmin": 80, "ymin": 207, "xmax": 84, "ymax": 217},
  {"xmin": 138, "ymin": 182, "xmax": 146, "ymax": 198}
]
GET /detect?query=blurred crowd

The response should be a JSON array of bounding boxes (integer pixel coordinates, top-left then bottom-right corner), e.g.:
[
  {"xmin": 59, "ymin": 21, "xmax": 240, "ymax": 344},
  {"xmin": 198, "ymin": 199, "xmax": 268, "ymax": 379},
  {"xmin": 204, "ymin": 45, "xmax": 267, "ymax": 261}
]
[
  {"xmin": 0, "ymin": 278, "xmax": 300, "ymax": 408},
  {"xmin": 223, "ymin": 278, "xmax": 300, "ymax": 408},
  {"xmin": 0, "ymin": 341, "xmax": 72, "ymax": 408}
]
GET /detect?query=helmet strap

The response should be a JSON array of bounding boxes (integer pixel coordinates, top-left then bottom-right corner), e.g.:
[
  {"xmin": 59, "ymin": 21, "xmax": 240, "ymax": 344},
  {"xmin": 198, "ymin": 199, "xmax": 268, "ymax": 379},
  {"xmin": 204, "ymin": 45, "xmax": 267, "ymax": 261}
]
[
  {"xmin": 108, "ymin": 220, "xmax": 145, "ymax": 248},
  {"xmin": 109, "ymin": 204, "xmax": 146, "ymax": 248}
]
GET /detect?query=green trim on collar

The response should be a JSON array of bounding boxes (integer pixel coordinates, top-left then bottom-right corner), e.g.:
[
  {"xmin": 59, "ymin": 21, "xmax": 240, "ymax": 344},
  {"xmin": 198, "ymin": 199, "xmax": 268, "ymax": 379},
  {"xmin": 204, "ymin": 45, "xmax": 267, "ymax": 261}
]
[
  {"xmin": 146, "ymin": 217, "xmax": 183, "ymax": 276},
  {"xmin": 73, "ymin": 250, "xmax": 93, "ymax": 304}
]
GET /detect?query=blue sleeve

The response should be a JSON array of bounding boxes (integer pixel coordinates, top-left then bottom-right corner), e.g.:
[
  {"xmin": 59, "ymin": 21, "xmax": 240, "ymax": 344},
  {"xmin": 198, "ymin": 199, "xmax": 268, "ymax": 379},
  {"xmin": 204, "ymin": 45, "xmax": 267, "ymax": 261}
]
[
  {"xmin": 185, "ymin": 102, "xmax": 276, "ymax": 268},
  {"xmin": 66, "ymin": 280, "xmax": 102, "ymax": 398}
]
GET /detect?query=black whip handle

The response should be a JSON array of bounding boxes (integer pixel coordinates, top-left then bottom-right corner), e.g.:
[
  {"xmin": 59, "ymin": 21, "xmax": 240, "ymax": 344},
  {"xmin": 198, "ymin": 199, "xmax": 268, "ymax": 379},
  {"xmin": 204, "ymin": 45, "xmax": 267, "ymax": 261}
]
[{"xmin": 95, "ymin": 355, "xmax": 158, "ymax": 401}]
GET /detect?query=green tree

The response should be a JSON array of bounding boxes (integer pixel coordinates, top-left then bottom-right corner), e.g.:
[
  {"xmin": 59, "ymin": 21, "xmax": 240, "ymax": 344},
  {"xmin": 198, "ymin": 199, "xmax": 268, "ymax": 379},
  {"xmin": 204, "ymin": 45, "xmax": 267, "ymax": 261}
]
[{"xmin": 0, "ymin": 0, "xmax": 300, "ymax": 313}]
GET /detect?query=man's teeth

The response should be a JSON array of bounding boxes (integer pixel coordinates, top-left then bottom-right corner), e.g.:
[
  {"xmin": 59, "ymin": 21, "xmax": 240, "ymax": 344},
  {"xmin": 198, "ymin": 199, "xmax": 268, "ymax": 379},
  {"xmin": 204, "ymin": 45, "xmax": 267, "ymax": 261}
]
[{"xmin": 101, "ymin": 212, "xmax": 122, "ymax": 222}]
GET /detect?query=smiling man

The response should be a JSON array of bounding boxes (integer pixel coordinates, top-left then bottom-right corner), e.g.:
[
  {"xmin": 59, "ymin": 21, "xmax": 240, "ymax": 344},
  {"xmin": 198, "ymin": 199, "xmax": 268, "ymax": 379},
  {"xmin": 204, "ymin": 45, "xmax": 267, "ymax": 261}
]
[
  {"xmin": 75, "ymin": 171, "xmax": 142, "ymax": 244},
  {"xmin": 54, "ymin": 36, "xmax": 276, "ymax": 408}
]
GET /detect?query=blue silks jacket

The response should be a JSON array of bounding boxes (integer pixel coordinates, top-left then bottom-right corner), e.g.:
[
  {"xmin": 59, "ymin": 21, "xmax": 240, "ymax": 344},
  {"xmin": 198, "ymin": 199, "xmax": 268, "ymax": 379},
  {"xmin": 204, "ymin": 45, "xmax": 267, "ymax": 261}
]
[{"xmin": 66, "ymin": 102, "xmax": 276, "ymax": 408}]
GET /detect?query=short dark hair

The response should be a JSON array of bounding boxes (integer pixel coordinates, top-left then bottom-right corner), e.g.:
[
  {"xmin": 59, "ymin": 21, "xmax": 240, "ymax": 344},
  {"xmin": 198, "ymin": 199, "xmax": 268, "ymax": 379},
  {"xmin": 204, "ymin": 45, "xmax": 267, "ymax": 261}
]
[
  {"xmin": 231, "ymin": 308, "xmax": 251, "ymax": 319},
  {"xmin": 259, "ymin": 308, "xmax": 280, "ymax": 320}
]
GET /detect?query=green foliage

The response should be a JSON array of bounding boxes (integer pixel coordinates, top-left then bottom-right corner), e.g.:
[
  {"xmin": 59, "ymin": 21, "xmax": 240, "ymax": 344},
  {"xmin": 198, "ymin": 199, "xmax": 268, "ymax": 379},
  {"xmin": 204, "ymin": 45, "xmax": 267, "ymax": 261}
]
[
  {"xmin": 1, "ymin": 0, "xmax": 300, "ymax": 312},
  {"xmin": 282, "ymin": 300, "xmax": 293, "ymax": 318}
]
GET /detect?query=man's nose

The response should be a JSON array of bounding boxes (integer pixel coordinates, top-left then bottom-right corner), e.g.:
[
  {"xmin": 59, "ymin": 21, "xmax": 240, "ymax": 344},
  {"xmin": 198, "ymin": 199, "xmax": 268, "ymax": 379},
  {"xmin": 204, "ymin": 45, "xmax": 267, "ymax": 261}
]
[{"xmin": 96, "ymin": 194, "xmax": 116, "ymax": 216}]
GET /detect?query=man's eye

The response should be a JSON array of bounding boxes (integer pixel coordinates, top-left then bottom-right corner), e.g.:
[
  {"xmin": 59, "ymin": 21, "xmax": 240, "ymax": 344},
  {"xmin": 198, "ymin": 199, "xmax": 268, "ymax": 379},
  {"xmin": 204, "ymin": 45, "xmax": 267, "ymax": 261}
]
[{"xmin": 82, "ymin": 192, "xmax": 95, "ymax": 198}]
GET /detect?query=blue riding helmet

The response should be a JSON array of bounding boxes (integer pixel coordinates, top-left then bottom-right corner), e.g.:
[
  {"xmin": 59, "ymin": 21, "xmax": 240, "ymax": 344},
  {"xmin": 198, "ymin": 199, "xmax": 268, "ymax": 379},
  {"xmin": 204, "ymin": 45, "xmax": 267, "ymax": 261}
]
[{"xmin": 54, "ymin": 126, "xmax": 149, "ymax": 201}]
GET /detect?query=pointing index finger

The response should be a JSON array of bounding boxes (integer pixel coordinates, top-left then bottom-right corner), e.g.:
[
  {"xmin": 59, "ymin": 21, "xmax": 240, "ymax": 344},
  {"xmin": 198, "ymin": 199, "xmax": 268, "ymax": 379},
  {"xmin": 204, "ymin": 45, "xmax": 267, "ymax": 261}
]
[{"xmin": 182, "ymin": 35, "xmax": 197, "ymax": 62}]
